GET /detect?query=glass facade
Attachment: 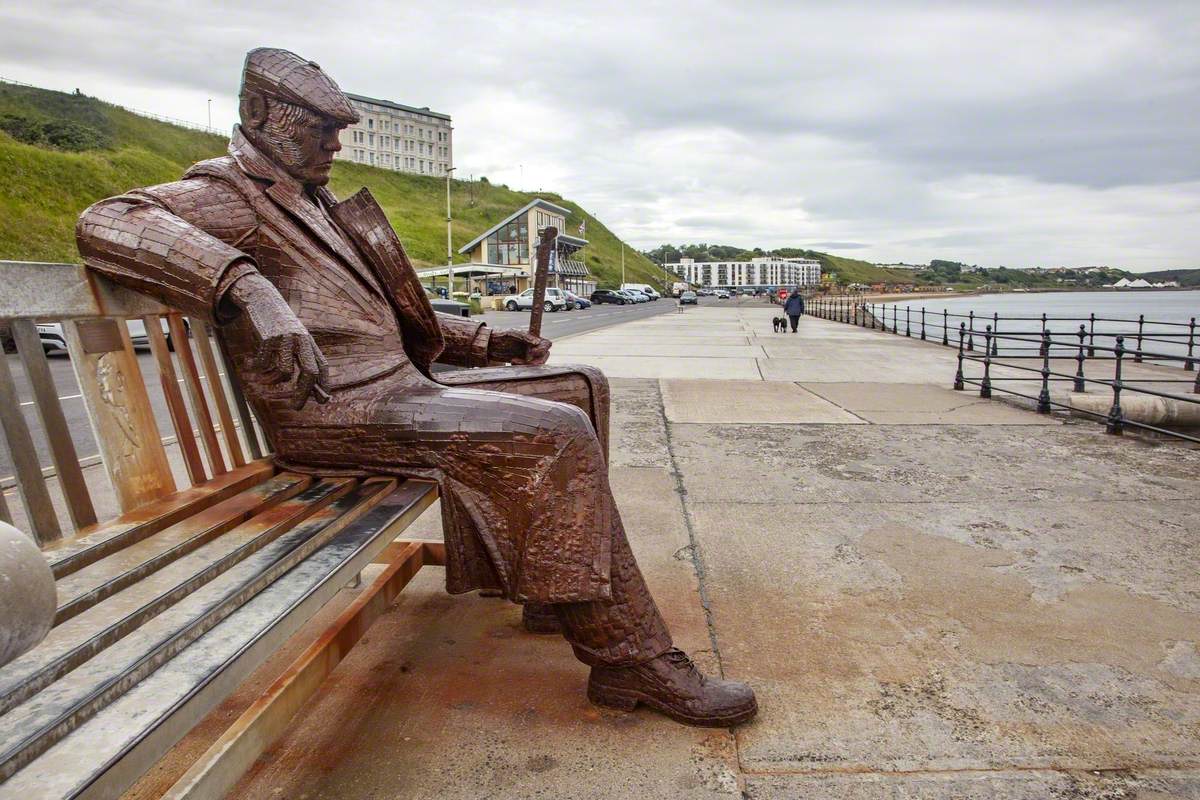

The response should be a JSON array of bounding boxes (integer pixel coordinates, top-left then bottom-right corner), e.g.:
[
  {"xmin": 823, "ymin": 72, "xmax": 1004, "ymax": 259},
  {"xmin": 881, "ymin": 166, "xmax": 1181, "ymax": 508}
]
[{"xmin": 485, "ymin": 220, "xmax": 529, "ymax": 266}]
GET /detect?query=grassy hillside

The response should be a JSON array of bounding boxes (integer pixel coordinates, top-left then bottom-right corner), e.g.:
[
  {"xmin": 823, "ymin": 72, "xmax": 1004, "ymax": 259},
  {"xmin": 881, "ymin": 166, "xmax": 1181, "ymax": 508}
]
[
  {"xmin": 1142, "ymin": 268, "xmax": 1200, "ymax": 287},
  {"xmin": 0, "ymin": 82, "xmax": 669, "ymax": 290}
]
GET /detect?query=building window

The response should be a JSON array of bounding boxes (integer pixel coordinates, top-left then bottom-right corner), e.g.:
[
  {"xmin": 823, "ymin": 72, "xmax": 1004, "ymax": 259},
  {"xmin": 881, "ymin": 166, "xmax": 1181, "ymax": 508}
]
[
  {"xmin": 486, "ymin": 219, "xmax": 529, "ymax": 266},
  {"xmin": 368, "ymin": 133, "xmax": 374, "ymax": 146},
  {"xmin": 368, "ymin": 119, "xmax": 374, "ymax": 130},
  {"xmin": 369, "ymin": 152, "xmax": 375, "ymax": 165}
]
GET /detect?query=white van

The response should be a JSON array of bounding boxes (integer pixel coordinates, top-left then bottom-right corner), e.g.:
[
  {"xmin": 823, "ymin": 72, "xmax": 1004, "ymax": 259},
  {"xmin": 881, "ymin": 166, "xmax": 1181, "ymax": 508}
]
[{"xmin": 620, "ymin": 283, "xmax": 660, "ymax": 301}]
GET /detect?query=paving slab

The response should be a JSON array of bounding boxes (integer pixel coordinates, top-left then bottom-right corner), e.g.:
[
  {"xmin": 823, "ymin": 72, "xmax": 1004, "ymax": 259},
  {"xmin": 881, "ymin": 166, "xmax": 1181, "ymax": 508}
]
[
  {"xmin": 554, "ymin": 343, "xmax": 766, "ymax": 359},
  {"xmin": 687, "ymin": 501, "xmax": 1200, "ymax": 775},
  {"xmin": 667, "ymin": 422, "xmax": 1200, "ymax": 504},
  {"xmin": 609, "ymin": 378, "xmax": 672, "ymax": 468},
  {"xmin": 230, "ymin": 466, "xmax": 741, "ymax": 800},
  {"xmin": 743, "ymin": 769, "xmax": 1200, "ymax": 799},
  {"xmin": 546, "ymin": 354, "xmax": 763, "ymax": 380},
  {"xmin": 661, "ymin": 380, "xmax": 866, "ymax": 424},
  {"xmin": 800, "ymin": 382, "xmax": 1057, "ymax": 424}
]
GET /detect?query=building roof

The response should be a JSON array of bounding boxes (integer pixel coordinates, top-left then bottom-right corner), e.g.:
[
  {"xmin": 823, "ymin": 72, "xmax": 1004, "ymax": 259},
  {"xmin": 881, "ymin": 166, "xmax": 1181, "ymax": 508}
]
[
  {"xmin": 458, "ymin": 199, "xmax": 582, "ymax": 254},
  {"xmin": 346, "ymin": 93, "xmax": 451, "ymax": 122}
]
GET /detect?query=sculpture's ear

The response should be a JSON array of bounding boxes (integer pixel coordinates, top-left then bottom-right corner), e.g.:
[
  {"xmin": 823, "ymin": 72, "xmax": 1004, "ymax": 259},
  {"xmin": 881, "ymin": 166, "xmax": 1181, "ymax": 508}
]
[{"xmin": 239, "ymin": 91, "xmax": 268, "ymax": 130}]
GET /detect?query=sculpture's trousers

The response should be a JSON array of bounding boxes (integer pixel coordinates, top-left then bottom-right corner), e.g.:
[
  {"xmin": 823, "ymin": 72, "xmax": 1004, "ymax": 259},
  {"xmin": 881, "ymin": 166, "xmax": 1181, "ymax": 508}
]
[{"xmin": 271, "ymin": 364, "xmax": 673, "ymax": 667}]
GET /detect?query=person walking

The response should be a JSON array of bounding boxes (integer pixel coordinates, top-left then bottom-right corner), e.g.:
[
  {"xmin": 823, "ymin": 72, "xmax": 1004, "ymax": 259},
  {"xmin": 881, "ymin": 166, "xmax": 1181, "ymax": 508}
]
[{"xmin": 784, "ymin": 288, "xmax": 805, "ymax": 332}]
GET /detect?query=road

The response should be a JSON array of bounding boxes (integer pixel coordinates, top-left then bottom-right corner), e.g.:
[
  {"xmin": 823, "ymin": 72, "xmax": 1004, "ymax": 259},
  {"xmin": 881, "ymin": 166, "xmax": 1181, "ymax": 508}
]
[{"xmin": 0, "ymin": 298, "xmax": 683, "ymax": 479}]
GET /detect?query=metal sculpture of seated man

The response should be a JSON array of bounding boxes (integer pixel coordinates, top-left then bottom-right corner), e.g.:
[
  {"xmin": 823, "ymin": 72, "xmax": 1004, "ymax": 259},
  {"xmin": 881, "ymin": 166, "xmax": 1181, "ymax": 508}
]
[{"xmin": 75, "ymin": 47, "xmax": 755, "ymax": 728}]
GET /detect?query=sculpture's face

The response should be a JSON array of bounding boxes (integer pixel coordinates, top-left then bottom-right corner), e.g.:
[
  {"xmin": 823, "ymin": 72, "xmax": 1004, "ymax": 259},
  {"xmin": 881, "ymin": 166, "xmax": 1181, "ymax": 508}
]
[{"xmin": 255, "ymin": 99, "xmax": 345, "ymax": 187}]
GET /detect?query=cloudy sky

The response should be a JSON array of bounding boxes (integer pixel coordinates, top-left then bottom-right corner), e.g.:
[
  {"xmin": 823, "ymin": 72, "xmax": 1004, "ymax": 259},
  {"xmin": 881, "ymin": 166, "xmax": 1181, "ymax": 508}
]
[{"xmin": 3, "ymin": 1, "xmax": 1198, "ymax": 270}]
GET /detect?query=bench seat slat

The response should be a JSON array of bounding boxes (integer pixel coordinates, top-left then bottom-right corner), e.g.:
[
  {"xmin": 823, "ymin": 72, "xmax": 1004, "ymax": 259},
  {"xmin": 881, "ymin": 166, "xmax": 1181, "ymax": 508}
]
[
  {"xmin": 0, "ymin": 479, "xmax": 355, "ymax": 718},
  {"xmin": 0, "ymin": 479, "xmax": 435, "ymax": 800},
  {"xmin": 0, "ymin": 480, "xmax": 399, "ymax": 783},
  {"xmin": 45, "ymin": 460, "xmax": 275, "ymax": 580},
  {"xmin": 52, "ymin": 473, "xmax": 311, "ymax": 625}
]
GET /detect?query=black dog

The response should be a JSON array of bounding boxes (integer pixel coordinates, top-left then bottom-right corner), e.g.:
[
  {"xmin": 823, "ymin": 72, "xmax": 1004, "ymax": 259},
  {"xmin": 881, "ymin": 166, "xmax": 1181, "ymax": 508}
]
[{"xmin": 772, "ymin": 316, "xmax": 787, "ymax": 333}]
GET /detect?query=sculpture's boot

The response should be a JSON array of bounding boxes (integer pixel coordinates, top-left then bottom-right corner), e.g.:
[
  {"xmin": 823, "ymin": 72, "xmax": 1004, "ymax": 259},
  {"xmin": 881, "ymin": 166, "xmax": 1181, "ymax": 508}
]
[
  {"xmin": 521, "ymin": 603, "xmax": 562, "ymax": 633},
  {"xmin": 587, "ymin": 648, "xmax": 757, "ymax": 728}
]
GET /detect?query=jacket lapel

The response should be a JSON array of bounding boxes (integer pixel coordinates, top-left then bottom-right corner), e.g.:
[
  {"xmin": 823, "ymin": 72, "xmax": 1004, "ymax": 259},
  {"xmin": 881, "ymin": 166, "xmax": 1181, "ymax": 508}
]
[{"xmin": 329, "ymin": 188, "xmax": 446, "ymax": 373}]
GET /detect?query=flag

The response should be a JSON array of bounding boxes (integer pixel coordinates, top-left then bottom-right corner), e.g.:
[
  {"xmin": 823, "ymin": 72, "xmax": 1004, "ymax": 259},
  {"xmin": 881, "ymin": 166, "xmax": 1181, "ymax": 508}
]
[{"xmin": 578, "ymin": 219, "xmax": 586, "ymax": 235}]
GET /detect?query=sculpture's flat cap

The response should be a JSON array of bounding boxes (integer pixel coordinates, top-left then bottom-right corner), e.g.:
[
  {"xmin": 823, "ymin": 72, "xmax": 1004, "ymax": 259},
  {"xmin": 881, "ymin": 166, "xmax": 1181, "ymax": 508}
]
[{"xmin": 240, "ymin": 47, "xmax": 359, "ymax": 124}]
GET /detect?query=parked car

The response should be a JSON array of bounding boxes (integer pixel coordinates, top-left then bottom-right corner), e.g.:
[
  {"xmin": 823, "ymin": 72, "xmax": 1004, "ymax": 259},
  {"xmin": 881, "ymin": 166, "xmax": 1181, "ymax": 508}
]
[
  {"xmin": 620, "ymin": 283, "xmax": 660, "ymax": 301},
  {"xmin": 502, "ymin": 287, "xmax": 568, "ymax": 312},
  {"xmin": 37, "ymin": 317, "xmax": 187, "ymax": 355},
  {"xmin": 590, "ymin": 289, "xmax": 628, "ymax": 305},
  {"xmin": 679, "ymin": 291, "xmax": 698, "ymax": 305},
  {"xmin": 620, "ymin": 290, "xmax": 648, "ymax": 303},
  {"xmin": 424, "ymin": 288, "xmax": 471, "ymax": 317},
  {"xmin": 564, "ymin": 290, "xmax": 591, "ymax": 309},
  {"xmin": 715, "ymin": 290, "xmax": 730, "ymax": 299}
]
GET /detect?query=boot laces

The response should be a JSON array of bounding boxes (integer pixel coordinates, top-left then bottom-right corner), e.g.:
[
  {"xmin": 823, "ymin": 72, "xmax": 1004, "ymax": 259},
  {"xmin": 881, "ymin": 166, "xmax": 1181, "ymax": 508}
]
[{"xmin": 664, "ymin": 648, "xmax": 705, "ymax": 684}]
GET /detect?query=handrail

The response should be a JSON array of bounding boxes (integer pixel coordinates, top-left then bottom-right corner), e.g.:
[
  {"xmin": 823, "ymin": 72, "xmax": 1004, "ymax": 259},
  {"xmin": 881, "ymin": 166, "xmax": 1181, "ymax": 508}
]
[{"xmin": 804, "ymin": 292, "xmax": 1200, "ymax": 442}]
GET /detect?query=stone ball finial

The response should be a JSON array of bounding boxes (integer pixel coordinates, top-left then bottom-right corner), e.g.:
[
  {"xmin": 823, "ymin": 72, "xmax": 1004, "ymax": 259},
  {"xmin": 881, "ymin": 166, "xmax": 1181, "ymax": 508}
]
[{"xmin": 0, "ymin": 521, "xmax": 56, "ymax": 668}]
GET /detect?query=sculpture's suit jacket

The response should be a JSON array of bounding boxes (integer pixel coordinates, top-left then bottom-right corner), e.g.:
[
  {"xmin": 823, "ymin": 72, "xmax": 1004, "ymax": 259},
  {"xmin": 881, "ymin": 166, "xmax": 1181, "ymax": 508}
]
[{"xmin": 76, "ymin": 128, "xmax": 612, "ymax": 604}]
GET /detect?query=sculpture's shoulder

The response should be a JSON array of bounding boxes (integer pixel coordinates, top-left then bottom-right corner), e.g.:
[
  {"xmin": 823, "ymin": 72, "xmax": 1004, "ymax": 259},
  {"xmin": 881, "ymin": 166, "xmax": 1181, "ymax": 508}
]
[{"xmin": 136, "ymin": 158, "xmax": 258, "ymax": 236}]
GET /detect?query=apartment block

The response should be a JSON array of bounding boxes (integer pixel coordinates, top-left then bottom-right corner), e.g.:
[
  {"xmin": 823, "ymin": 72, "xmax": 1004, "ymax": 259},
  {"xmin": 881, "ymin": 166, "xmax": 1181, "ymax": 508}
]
[
  {"xmin": 336, "ymin": 93, "xmax": 452, "ymax": 176},
  {"xmin": 665, "ymin": 256, "xmax": 821, "ymax": 289}
]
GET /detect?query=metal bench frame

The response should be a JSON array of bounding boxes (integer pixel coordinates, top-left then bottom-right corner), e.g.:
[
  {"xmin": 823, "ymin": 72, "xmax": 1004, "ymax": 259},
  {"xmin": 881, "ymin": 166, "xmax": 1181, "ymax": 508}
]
[{"xmin": 0, "ymin": 261, "xmax": 440, "ymax": 799}]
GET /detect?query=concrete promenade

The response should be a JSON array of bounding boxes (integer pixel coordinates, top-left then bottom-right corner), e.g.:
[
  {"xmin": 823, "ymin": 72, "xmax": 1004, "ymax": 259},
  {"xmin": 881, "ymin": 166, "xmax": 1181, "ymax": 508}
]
[{"xmin": 132, "ymin": 302, "xmax": 1199, "ymax": 799}]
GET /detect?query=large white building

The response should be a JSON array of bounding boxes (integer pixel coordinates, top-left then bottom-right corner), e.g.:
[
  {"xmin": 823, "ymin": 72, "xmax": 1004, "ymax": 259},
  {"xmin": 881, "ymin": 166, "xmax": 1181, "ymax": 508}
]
[
  {"xmin": 336, "ymin": 93, "xmax": 453, "ymax": 176},
  {"xmin": 665, "ymin": 256, "xmax": 821, "ymax": 289}
]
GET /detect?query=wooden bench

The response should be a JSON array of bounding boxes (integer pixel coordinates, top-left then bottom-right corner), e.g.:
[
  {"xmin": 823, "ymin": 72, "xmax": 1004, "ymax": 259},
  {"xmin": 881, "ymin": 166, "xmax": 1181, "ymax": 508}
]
[{"xmin": 0, "ymin": 260, "xmax": 441, "ymax": 799}]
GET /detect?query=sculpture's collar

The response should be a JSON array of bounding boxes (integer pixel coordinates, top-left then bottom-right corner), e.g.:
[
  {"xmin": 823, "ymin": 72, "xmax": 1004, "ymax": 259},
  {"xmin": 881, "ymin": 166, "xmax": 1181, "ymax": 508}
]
[{"xmin": 228, "ymin": 125, "xmax": 308, "ymax": 195}]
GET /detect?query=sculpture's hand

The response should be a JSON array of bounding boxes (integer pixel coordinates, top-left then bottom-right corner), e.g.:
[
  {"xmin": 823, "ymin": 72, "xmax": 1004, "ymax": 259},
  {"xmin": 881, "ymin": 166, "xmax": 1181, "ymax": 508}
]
[
  {"xmin": 489, "ymin": 329, "xmax": 552, "ymax": 366},
  {"xmin": 227, "ymin": 273, "xmax": 330, "ymax": 409}
]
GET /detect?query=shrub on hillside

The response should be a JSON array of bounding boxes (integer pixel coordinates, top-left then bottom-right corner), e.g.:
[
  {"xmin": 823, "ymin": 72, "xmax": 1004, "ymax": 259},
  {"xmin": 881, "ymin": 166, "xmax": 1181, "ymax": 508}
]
[{"xmin": 0, "ymin": 113, "xmax": 110, "ymax": 151}]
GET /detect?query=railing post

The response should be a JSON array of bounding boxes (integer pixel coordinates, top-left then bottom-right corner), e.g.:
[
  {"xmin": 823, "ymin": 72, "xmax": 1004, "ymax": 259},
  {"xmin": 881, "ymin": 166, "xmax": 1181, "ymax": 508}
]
[
  {"xmin": 1037, "ymin": 329, "xmax": 1052, "ymax": 414},
  {"xmin": 954, "ymin": 322, "xmax": 965, "ymax": 391},
  {"xmin": 1088, "ymin": 312, "xmax": 1096, "ymax": 357},
  {"xmin": 1039, "ymin": 313, "xmax": 1049, "ymax": 357},
  {"xmin": 1074, "ymin": 324, "xmax": 1087, "ymax": 393},
  {"xmin": 1106, "ymin": 336, "xmax": 1124, "ymax": 435},
  {"xmin": 905, "ymin": 306, "xmax": 911, "ymax": 337},
  {"xmin": 1134, "ymin": 314, "xmax": 1144, "ymax": 363},
  {"xmin": 967, "ymin": 310, "xmax": 975, "ymax": 351},
  {"xmin": 980, "ymin": 325, "xmax": 993, "ymax": 398},
  {"xmin": 942, "ymin": 309, "xmax": 949, "ymax": 346},
  {"xmin": 920, "ymin": 307, "xmax": 926, "ymax": 340},
  {"xmin": 1185, "ymin": 317, "xmax": 1195, "ymax": 371},
  {"xmin": 991, "ymin": 312, "xmax": 1000, "ymax": 356}
]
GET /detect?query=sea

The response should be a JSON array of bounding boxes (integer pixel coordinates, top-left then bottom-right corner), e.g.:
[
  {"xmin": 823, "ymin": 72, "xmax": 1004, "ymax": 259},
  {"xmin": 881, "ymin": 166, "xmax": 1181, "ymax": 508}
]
[{"xmin": 867, "ymin": 290, "xmax": 1200, "ymax": 360}]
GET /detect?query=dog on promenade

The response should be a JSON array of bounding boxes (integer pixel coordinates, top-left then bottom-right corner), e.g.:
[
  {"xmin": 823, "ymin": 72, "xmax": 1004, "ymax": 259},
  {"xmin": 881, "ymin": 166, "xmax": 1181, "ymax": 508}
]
[{"xmin": 772, "ymin": 316, "xmax": 787, "ymax": 333}]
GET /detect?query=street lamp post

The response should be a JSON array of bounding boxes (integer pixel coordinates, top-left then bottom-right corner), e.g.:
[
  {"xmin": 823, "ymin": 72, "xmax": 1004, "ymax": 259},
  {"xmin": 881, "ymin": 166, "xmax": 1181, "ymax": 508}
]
[{"xmin": 445, "ymin": 167, "xmax": 456, "ymax": 297}]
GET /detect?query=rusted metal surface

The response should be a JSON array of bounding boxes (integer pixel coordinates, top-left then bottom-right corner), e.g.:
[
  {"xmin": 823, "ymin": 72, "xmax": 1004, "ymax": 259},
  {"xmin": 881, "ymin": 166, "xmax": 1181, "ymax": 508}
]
[
  {"xmin": 0, "ymin": 480, "xmax": 397, "ymax": 784},
  {"xmin": 189, "ymin": 319, "xmax": 246, "ymax": 469},
  {"xmin": 43, "ymin": 460, "xmax": 274, "ymax": 580},
  {"xmin": 167, "ymin": 314, "xmax": 226, "ymax": 477},
  {"xmin": 0, "ymin": 332, "xmax": 62, "ymax": 543},
  {"xmin": 0, "ymin": 480, "xmax": 431, "ymax": 799},
  {"xmin": 0, "ymin": 479, "xmax": 354, "ymax": 718},
  {"xmin": 143, "ymin": 313, "xmax": 208, "ymax": 486},
  {"xmin": 163, "ymin": 538, "xmax": 431, "ymax": 800},
  {"xmin": 65, "ymin": 316, "xmax": 176, "ymax": 512},
  {"xmin": 10, "ymin": 320, "xmax": 96, "ymax": 531},
  {"xmin": 52, "ymin": 473, "xmax": 310, "ymax": 625},
  {"xmin": 529, "ymin": 225, "xmax": 556, "ymax": 338}
]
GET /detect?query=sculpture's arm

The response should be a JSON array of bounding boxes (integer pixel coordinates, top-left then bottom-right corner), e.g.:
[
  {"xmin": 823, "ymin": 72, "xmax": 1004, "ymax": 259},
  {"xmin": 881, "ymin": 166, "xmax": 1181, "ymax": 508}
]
[
  {"xmin": 435, "ymin": 312, "xmax": 492, "ymax": 367},
  {"xmin": 76, "ymin": 186, "xmax": 257, "ymax": 324}
]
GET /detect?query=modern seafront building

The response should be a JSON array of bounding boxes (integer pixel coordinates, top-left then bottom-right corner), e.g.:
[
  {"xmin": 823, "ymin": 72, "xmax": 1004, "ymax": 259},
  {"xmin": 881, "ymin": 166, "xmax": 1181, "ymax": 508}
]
[
  {"xmin": 417, "ymin": 199, "xmax": 595, "ymax": 298},
  {"xmin": 665, "ymin": 256, "xmax": 821, "ymax": 290},
  {"xmin": 336, "ymin": 93, "xmax": 452, "ymax": 176}
]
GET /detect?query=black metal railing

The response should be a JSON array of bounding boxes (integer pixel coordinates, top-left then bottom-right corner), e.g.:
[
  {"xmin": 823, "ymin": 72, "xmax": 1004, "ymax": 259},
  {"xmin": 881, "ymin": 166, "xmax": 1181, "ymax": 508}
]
[{"xmin": 806, "ymin": 293, "xmax": 1200, "ymax": 442}]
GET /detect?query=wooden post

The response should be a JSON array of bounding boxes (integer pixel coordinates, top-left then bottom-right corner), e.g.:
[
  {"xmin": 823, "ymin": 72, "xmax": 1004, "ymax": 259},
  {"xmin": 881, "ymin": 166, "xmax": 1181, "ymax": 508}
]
[{"xmin": 529, "ymin": 226, "xmax": 557, "ymax": 339}]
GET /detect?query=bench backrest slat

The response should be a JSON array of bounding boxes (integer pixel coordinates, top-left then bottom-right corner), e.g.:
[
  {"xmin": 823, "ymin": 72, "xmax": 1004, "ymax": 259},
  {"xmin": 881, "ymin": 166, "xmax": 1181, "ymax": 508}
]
[
  {"xmin": 143, "ymin": 314, "xmax": 208, "ymax": 486},
  {"xmin": 64, "ymin": 317, "xmax": 178, "ymax": 512},
  {"xmin": 10, "ymin": 320, "xmax": 97, "ymax": 530},
  {"xmin": 1, "ymin": 261, "xmax": 273, "ymax": 541},
  {"xmin": 166, "ymin": 314, "xmax": 228, "ymax": 478},
  {"xmin": 191, "ymin": 319, "xmax": 246, "ymax": 469},
  {"xmin": 0, "ymin": 347, "xmax": 62, "ymax": 544}
]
